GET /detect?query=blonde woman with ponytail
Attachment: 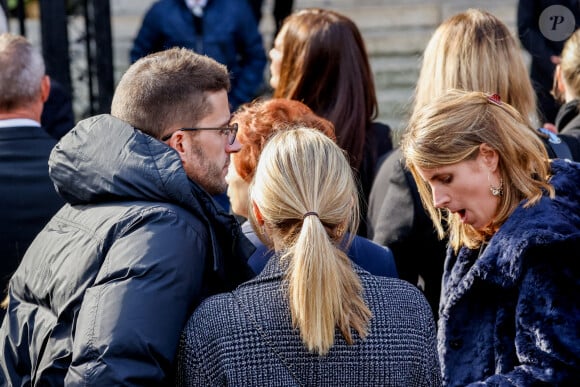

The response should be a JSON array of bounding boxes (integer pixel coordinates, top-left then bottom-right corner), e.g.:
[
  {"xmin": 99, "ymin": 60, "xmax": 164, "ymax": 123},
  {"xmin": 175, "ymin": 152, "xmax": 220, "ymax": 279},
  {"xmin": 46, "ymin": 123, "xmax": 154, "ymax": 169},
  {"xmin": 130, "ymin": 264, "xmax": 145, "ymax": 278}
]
[{"xmin": 176, "ymin": 128, "xmax": 440, "ymax": 386}]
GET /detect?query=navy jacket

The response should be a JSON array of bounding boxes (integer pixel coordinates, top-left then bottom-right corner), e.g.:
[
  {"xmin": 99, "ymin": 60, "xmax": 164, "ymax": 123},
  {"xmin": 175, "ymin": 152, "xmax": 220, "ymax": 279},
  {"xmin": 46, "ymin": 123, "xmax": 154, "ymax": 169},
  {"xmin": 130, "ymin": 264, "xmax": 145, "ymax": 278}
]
[
  {"xmin": 242, "ymin": 221, "xmax": 398, "ymax": 278},
  {"xmin": 0, "ymin": 115, "xmax": 255, "ymax": 386},
  {"xmin": 0, "ymin": 123, "xmax": 64, "ymax": 321},
  {"xmin": 438, "ymin": 159, "xmax": 580, "ymax": 386},
  {"xmin": 177, "ymin": 257, "xmax": 441, "ymax": 386},
  {"xmin": 130, "ymin": 0, "xmax": 266, "ymax": 109}
]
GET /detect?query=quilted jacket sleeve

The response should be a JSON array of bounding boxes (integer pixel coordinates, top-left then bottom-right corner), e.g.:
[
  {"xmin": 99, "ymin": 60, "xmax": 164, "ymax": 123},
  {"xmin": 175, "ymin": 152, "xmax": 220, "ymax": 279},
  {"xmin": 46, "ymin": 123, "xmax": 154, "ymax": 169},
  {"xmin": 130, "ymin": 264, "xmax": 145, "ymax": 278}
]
[{"xmin": 64, "ymin": 208, "xmax": 207, "ymax": 386}]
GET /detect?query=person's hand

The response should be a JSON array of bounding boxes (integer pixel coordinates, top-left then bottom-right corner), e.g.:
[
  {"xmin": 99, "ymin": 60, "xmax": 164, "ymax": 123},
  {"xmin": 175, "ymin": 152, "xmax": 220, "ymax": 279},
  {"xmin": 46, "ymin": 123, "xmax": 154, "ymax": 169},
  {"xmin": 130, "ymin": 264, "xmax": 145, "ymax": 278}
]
[
  {"xmin": 542, "ymin": 123, "xmax": 558, "ymax": 134},
  {"xmin": 551, "ymin": 55, "xmax": 561, "ymax": 65}
]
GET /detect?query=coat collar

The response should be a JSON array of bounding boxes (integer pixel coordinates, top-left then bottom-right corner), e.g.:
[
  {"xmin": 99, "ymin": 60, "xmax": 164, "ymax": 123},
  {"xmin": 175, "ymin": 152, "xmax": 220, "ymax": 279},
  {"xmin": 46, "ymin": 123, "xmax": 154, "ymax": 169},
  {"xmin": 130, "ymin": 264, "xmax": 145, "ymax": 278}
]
[{"xmin": 239, "ymin": 247, "xmax": 370, "ymax": 289}]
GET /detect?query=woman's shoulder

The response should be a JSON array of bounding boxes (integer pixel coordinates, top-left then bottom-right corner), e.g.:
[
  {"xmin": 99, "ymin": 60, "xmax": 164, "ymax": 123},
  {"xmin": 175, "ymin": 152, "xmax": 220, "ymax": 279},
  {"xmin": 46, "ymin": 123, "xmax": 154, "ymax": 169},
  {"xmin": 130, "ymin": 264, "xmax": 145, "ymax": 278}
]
[
  {"xmin": 349, "ymin": 236, "xmax": 398, "ymax": 278},
  {"xmin": 184, "ymin": 292, "xmax": 238, "ymax": 330},
  {"xmin": 361, "ymin": 274, "xmax": 433, "ymax": 317},
  {"xmin": 366, "ymin": 121, "xmax": 393, "ymax": 154}
]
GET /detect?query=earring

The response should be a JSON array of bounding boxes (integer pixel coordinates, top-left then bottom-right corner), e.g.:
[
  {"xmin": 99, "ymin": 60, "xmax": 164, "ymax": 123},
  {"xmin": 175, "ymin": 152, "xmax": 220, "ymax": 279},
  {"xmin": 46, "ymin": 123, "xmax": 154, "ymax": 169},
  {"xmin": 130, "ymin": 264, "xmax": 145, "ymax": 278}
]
[
  {"xmin": 489, "ymin": 178, "xmax": 504, "ymax": 197},
  {"xmin": 335, "ymin": 224, "xmax": 345, "ymax": 238}
]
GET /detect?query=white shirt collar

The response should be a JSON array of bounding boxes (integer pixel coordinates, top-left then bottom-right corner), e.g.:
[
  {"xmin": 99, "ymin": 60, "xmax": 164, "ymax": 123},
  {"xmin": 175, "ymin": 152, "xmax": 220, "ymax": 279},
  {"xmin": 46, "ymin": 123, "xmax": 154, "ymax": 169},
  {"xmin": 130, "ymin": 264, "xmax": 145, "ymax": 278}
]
[
  {"xmin": 0, "ymin": 118, "xmax": 41, "ymax": 128},
  {"xmin": 185, "ymin": 0, "xmax": 207, "ymax": 16}
]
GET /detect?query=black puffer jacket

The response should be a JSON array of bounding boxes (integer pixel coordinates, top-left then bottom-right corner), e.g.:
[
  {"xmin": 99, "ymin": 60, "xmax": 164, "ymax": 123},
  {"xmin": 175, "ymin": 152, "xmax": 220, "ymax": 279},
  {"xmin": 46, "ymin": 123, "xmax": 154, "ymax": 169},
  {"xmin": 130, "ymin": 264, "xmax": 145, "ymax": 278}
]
[{"xmin": 0, "ymin": 115, "xmax": 254, "ymax": 386}]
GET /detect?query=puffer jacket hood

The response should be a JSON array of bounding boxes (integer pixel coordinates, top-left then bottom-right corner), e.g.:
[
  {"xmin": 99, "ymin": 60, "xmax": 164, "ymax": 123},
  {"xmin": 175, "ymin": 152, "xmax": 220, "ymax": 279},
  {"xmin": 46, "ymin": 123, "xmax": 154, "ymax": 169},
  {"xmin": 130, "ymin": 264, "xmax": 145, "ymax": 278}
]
[
  {"xmin": 50, "ymin": 114, "xmax": 193, "ymax": 207},
  {"xmin": 48, "ymin": 114, "xmax": 255, "ymax": 276}
]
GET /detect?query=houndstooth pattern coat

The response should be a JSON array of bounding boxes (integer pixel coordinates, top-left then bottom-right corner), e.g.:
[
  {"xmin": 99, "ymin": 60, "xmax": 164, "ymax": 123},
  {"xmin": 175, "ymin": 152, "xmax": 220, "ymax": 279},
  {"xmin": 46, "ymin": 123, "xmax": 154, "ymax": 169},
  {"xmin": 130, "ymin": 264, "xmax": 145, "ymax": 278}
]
[{"xmin": 176, "ymin": 257, "xmax": 441, "ymax": 386}]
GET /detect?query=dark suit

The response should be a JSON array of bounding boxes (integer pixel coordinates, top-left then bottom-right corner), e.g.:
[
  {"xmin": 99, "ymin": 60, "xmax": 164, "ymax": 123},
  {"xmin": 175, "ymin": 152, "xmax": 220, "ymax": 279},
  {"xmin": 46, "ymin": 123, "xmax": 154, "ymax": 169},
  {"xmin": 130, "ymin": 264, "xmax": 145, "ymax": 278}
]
[{"xmin": 0, "ymin": 123, "xmax": 63, "ymax": 319}]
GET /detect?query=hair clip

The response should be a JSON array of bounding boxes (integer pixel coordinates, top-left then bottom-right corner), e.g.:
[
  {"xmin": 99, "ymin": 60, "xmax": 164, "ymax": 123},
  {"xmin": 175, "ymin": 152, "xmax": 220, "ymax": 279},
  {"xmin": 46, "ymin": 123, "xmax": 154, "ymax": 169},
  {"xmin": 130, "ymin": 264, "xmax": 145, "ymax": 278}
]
[{"xmin": 487, "ymin": 93, "xmax": 502, "ymax": 106}]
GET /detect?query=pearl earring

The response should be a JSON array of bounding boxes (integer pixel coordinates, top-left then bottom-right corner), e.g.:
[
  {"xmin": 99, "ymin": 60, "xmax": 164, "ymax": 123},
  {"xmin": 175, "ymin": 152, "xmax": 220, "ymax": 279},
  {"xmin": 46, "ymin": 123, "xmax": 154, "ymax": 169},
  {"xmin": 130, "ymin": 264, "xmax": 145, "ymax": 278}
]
[{"xmin": 489, "ymin": 178, "xmax": 504, "ymax": 197}]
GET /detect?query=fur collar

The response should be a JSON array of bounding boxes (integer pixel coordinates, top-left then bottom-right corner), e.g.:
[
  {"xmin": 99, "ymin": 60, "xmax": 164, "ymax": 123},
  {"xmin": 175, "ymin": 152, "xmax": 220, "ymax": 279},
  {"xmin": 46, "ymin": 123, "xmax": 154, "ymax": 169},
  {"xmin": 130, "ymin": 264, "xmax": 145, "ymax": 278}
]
[{"xmin": 462, "ymin": 160, "xmax": 580, "ymax": 288}]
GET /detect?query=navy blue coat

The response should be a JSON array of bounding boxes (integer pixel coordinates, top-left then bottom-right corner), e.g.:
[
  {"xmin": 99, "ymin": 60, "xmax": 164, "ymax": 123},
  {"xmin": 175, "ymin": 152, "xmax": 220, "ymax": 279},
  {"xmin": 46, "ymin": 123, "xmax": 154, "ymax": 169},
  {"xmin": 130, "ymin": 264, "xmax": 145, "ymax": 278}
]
[
  {"xmin": 438, "ymin": 159, "xmax": 580, "ymax": 386},
  {"xmin": 0, "ymin": 123, "xmax": 64, "ymax": 321},
  {"xmin": 130, "ymin": 0, "xmax": 266, "ymax": 109},
  {"xmin": 242, "ymin": 221, "xmax": 398, "ymax": 278},
  {"xmin": 0, "ymin": 115, "xmax": 255, "ymax": 386}
]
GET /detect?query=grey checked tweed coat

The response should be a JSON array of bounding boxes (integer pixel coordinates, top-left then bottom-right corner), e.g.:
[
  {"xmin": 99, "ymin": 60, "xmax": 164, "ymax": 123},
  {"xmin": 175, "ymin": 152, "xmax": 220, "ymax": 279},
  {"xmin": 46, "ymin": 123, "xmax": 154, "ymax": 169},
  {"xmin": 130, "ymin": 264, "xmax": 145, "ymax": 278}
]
[{"xmin": 176, "ymin": 257, "xmax": 442, "ymax": 386}]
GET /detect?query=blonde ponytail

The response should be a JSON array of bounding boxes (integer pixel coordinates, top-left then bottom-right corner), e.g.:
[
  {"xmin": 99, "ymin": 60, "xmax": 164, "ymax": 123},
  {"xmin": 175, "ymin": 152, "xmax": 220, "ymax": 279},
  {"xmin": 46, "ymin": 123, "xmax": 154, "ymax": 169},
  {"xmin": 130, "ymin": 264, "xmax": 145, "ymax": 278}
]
[
  {"xmin": 287, "ymin": 214, "xmax": 370, "ymax": 354},
  {"xmin": 250, "ymin": 128, "xmax": 371, "ymax": 356}
]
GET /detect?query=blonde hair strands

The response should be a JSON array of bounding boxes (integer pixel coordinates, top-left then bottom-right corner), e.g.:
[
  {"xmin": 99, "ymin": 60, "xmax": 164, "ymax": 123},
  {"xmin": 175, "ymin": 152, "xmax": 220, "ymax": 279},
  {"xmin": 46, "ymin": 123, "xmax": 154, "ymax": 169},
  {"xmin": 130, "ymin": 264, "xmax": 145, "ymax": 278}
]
[{"xmin": 249, "ymin": 128, "xmax": 371, "ymax": 355}]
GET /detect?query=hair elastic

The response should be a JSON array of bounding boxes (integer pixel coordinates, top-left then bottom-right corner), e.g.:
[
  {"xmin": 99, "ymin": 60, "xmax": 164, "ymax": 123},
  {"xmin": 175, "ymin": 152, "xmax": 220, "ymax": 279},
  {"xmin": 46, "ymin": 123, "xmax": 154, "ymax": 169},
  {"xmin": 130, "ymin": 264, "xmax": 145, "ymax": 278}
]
[
  {"xmin": 487, "ymin": 93, "xmax": 502, "ymax": 106},
  {"xmin": 303, "ymin": 211, "xmax": 319, "ymax": 219}
]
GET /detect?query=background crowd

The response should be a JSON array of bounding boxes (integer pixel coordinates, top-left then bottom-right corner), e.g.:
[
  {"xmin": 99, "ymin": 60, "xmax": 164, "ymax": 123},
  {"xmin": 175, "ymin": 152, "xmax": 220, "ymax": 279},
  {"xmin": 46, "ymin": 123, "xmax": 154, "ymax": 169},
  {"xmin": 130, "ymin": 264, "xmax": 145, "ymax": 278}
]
[{"xmin": 1, "ymin": 1, "xmax": 579, "ymax": 385}]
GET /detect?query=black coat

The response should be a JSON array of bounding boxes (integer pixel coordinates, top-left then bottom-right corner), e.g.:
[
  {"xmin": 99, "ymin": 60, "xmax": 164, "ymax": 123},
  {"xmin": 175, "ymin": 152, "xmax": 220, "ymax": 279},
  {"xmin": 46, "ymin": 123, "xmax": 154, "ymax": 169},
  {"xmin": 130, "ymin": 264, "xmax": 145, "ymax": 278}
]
[
  {"xmin": 357, "ymin": 121, "xmax": 393, "ymax": 237},
  {"xmin": 367, "ymin": 148, "xmax": 446, "ymax": 318},
  {"xmin": 554, "ymin": 100, "xmax": 580, "ymax": 160},
  {"xmin": 517, "ymin": 0, "xmax": 580, "ymax": 122}
]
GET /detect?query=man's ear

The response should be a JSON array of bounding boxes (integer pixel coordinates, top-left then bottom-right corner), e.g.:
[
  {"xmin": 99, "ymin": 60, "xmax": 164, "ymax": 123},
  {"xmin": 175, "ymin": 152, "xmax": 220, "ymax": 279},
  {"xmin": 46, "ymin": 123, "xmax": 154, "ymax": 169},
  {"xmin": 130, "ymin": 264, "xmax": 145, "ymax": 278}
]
[
  {"xmin": 479, "ymin": 143, "xmax": 499, "ymax": 172},
  {"xmin": 40, "ymin": 75, "xmax": 51, "ymax": 103},
  {"xmin": 167, "ymin": 131, "xmax": 187, "ymax": 154},
  {"xmin": 252, "ymin": 201, "xmax": 264, "ymax": 226}
]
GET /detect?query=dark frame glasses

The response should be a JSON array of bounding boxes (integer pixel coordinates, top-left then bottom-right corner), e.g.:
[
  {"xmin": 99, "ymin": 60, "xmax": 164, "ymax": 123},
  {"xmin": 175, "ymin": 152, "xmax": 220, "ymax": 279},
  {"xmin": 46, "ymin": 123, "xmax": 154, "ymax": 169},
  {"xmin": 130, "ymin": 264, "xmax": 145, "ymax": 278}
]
[{"xmin": 161, "ymin": 123, "xmax": 238, "ymax": 144}]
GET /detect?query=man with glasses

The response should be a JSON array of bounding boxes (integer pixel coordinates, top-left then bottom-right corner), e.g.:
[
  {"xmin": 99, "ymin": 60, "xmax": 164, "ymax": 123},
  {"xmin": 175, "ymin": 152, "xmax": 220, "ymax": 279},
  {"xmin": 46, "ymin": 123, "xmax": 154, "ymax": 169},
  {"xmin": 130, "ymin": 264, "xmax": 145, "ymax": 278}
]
[{"xmin": 0, "ymin": 47, "xmax": 255, "ymax": 386}]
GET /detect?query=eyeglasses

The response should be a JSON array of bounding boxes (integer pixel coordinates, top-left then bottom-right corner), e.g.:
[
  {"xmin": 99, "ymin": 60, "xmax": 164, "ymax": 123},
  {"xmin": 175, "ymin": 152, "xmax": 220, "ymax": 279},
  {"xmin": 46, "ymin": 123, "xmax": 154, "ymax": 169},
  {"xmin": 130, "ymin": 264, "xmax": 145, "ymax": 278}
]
[{"xmin": 161, "ymin": 123, "xmax": 238, "ymax": 144}]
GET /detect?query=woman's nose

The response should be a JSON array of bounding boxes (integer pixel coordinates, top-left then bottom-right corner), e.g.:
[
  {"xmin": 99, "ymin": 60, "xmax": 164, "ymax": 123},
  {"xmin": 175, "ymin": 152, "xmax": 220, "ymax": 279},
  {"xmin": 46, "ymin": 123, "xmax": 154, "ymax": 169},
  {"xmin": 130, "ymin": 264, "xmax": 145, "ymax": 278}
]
[{"xmin": 432, "ymin": 187, "xmax": 449, "ymax": 209}]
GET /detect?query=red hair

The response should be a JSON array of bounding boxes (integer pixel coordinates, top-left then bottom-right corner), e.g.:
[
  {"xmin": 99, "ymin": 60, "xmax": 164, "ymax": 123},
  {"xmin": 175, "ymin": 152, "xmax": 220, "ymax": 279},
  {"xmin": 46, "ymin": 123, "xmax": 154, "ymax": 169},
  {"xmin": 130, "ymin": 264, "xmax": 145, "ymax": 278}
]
[{"xmin": 232, "ymin": 98, "xmax": 336, "ymax": 183}]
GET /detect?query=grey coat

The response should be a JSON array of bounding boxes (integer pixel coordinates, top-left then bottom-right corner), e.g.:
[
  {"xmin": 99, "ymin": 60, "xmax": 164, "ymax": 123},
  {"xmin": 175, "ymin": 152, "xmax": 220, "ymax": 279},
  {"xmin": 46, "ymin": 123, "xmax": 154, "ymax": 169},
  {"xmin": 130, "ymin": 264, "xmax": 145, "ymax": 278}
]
[{"xmin": 177, "ymin": 257, "xmax": 441, "ymax": 386}]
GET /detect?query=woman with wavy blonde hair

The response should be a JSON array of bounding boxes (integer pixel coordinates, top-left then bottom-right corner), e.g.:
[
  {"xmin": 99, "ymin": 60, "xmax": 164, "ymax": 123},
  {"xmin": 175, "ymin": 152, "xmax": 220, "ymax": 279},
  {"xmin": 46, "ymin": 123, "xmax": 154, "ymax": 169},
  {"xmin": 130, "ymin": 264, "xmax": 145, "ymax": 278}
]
[
  {"xmin": 368, "ymin": 8, "xmax": 567, "ymax": 319},
  {"xmin": 402, "ymin": 89, "xmax": 580, "ymax": 385},
  {"xmin": 177, "ymin": 128, "xmax": 440, "ymax": 386}
]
